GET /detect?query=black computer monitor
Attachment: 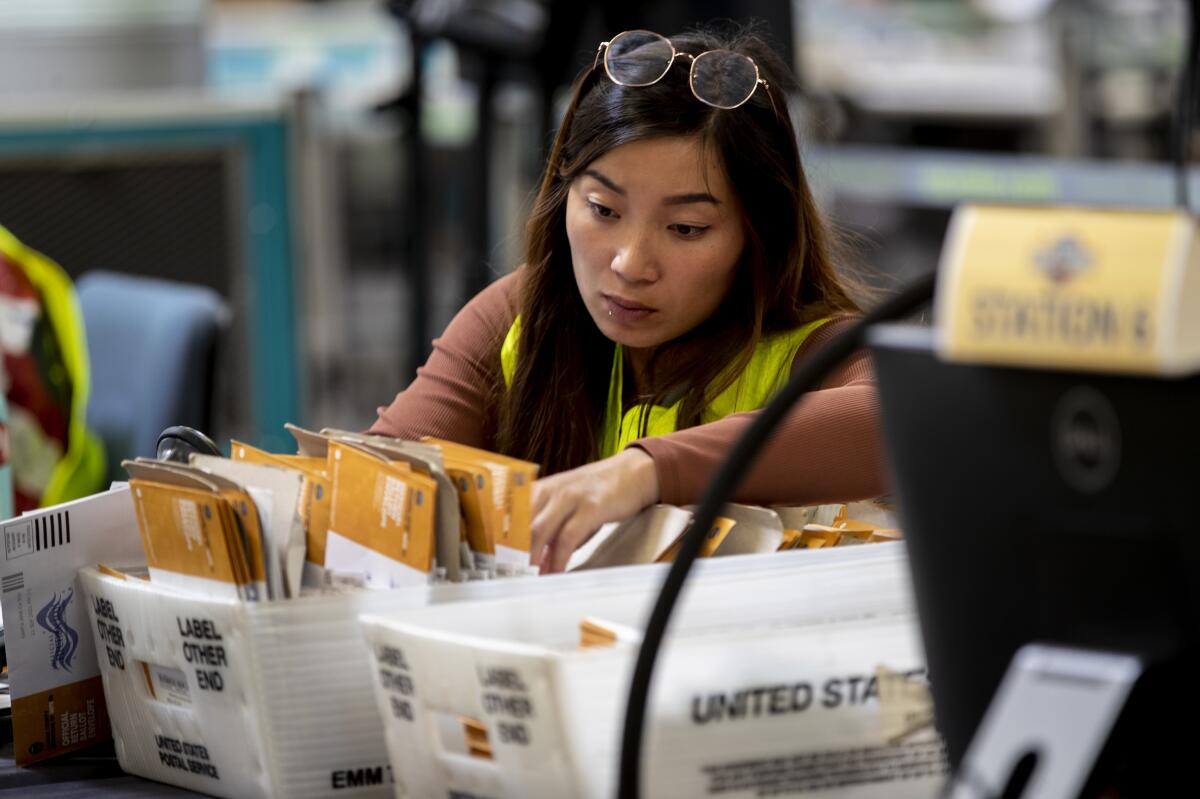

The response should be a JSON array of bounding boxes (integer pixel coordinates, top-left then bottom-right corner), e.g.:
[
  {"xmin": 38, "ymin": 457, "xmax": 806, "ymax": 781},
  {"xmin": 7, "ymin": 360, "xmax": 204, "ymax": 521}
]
[{"xmin": 868, "ymin": 324, "xmax": 1199, "ymax": 793}]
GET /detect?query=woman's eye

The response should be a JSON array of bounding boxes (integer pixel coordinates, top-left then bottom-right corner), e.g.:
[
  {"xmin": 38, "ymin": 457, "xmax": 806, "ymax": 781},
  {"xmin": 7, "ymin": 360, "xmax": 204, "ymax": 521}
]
[
  {"xmin": 587, "ymin": 201, "xmax": 616, "ymax": 219},
  {"xmin": 670, "ymin": 223, "xmax": 709, "ymax": 239}
]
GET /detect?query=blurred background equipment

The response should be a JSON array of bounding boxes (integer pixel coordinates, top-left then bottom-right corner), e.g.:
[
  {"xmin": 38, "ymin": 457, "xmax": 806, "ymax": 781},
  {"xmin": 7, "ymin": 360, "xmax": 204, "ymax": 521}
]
[
  {"xmin": 0, "ymin": 0, "xmax": 207, "ymax": 97},
  {"xmin": 0, "ymin": 94, "xmax": 314, "ymax": 455},
  {"xmin": 0, "ymin": 380, "xmax": 12, "ymax": 520},
  {"xmin": 77, "ymin": 272, "xmax": 229, "ymax": 483},
  {"xmin": 798, "ymin": 0, "xmax": 1188, "ymax": 289},
  {"xmin": 0, "ymin": 0, "xmax": 1194, "ymax": 476},
  {"xmin": 155, "ymin": 424, "xmax": 224, "ymax": 463}
]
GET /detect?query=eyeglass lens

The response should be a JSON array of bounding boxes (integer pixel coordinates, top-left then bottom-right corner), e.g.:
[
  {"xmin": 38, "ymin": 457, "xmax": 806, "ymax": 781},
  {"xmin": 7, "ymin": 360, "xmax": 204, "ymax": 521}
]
[
  {"xmin": 691, "ymin": 50, "xmax": 759, "ymax": 109},
  {"xmin": 605, "ymin": 30, "xmax": 674, "ymax": 86}
]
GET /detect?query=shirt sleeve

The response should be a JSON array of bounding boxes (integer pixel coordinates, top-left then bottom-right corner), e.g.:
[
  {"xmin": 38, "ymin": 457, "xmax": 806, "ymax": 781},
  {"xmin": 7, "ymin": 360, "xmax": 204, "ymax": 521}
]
[
  {"xmin": 368, "ymin": 271, "xmax": 519, "ymax": 448},
  {"xmin": 628, "ymin": 317, "xmax": 886, "ymax": 506}
]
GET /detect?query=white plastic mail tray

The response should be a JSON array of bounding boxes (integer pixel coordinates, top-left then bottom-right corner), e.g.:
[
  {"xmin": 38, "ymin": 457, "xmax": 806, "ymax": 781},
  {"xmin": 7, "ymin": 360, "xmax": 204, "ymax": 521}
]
[
  {"xmin": 77, "ymin": 549, "xmax": 865, "ymax": 797},
  {"xmin": 79, "ymin": 568, "xmax": 437, "ymax": 798},
  {"xmin": 360, "ymin": 543, "xmax": 948, "ymax": 799}
]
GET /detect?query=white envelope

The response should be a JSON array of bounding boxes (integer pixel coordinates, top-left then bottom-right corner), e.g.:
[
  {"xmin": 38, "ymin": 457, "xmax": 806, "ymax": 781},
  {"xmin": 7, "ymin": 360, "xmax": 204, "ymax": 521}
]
[
  {"xmin": 324, "ymin": 530, "xmax": 430, "ymax": 589},
  {"xmin": 0, "ymin": 486, "xmax": 146, "ymax": 764}
]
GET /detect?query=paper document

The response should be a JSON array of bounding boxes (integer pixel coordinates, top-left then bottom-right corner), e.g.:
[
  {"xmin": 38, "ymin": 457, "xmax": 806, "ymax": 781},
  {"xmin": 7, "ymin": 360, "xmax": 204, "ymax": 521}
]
[{"xmin": 0, "ymin": 487, "xmax": 146, "ymax": 764}]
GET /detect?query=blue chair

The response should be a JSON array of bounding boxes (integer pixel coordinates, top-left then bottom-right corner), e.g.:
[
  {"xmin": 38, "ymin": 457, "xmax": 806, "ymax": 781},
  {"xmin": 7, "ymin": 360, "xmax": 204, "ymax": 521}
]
[{"xmin": 77, "ymin": 271, "xmax": 229, "ymax": 482}]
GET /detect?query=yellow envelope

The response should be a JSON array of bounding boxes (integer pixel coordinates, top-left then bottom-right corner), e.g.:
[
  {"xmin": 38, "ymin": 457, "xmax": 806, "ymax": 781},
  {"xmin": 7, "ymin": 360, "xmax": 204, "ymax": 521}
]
[
  {"xmin": 422, "ymin": 438, "xmax": 539, "ymax": 558},
  {"xmin": 327, "ymin": 442, "xmax": 437, "ymax": 575},
  {"xmin": 232, "ymin": 439, "xmax": 333, "ymax": 568}
]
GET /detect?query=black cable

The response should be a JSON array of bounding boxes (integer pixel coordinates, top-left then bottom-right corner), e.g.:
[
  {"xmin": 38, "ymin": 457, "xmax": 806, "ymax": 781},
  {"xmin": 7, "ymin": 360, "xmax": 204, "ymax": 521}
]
[{"xmin": 617, "ymin": 269, "xmax": 938, "ymax": 798}]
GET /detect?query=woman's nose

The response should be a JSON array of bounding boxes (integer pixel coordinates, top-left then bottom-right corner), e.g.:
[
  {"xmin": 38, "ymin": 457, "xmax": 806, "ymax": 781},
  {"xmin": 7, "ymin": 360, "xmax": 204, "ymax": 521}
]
[{"xmin": 610, "ymin": 230, "xmax": 659, "ymax": 283}]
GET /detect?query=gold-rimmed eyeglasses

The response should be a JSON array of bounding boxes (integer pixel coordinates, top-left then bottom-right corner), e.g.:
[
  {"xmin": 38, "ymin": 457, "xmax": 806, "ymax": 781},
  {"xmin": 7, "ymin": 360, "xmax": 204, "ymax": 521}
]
[{"xmin": 593, "ymin": 29, "xmax": 778, "ymax": 116}]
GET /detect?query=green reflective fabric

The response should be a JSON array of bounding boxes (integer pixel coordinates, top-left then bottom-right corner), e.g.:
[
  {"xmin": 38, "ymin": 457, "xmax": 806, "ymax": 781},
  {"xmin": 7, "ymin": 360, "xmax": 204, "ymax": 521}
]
[{"xmin": 501, "ymin": 315, "xmax": 829, "ymax": 459}]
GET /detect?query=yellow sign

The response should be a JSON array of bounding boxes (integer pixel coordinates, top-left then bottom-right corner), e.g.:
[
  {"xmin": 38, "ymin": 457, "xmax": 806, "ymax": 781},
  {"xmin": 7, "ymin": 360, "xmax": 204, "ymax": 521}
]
[{"xmin": 936, "ymin": 205, "xmax": 1200, "ymax": 375}]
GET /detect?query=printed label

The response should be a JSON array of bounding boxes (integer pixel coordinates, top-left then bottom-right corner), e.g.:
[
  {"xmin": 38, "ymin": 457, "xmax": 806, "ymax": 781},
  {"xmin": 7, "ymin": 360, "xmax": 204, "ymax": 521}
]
[
  {"xmin": 478, "ymin": 666, "xmax": 534, "ymax": 747},
  {"xmin": 11, "ymin": 677, "xmax": 110, "ymax": 765},
  {"xmin": 174, "ymin": 499, "xmax": 204, "ymax": 552},
  {"xmin": 4, "ymin": 521, "xmax": 34, "ymax": 560},
  {"xmin": 148, "ymin": 663, "xmax": 193, "ymax": 707},
  {"xmin": 380, "ymin": 477, "xmax": 407, "ymax": 529},
  {"xmin": 93, "ymin": 596, "xmax": 125, "ymax": 671},
  {"xmin": 330, "ymin": 764, "xmax": 392, "ymax": 790},
  {"xmin": 938, "ymin": 205, "xmax": 1187, "ymax": 374},
  {"xmin": 154, "ymin": 735, "xmax": 220, "ymax": 780},
  {"xmin": 699, "ymin": 738, "xmax": 948, "ymax": 794},
  {"xmin": 690, "ymin": 669, "xmax": 927, "ymax": 726},
  {"xmin": 177, "ymin": 616, "xmax": 227, "ymax": 692},
  {"xmin": 376, "ymin": 644, "xmax": 416, "ymax": 723}
]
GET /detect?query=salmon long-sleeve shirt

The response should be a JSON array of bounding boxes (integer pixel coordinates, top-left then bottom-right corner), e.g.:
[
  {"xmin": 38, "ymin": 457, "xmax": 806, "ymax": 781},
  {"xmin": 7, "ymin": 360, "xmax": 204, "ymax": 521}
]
[{"xmin": 370, "ymin": 271, "xmax": 886, "ymax": 506}]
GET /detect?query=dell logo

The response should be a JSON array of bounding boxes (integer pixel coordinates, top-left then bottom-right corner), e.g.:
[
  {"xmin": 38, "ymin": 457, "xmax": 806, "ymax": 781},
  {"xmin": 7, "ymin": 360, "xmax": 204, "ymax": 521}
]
[{"xmin": 1051, "ymin": 386, "xmax": 1121, "ymax": 493}]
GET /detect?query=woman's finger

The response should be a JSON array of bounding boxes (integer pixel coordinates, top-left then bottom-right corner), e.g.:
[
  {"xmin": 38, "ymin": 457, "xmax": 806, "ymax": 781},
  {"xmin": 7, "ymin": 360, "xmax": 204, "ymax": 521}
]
[
  {"xmin": 530, "ymin": 484, "xmax": 575, "ymax": 566},
  {"xmin": 547, "ymin": 517, "xmax": 599, "ymax": 573}
]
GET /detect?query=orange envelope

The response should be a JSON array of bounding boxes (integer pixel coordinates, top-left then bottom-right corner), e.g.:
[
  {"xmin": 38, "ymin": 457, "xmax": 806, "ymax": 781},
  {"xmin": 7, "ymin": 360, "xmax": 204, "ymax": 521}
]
[
  {"xmin": 442, "ymin": 456, "xmax": 499, "ymax": 558},
  {"xmin": 232, "ymin": 439, "xmax": 333, "ymax": 570},
  {"xmin": 422, "ymin": 438, "xmax": 539, "ymax": 564},
  {"xmin": 655, "ymin": 516, "xmax": 737, "ymax": 563},
  {"xmin": 127, "ymin": 478, "xmax": 254, "ymax": 600},
  {"xmin": 326, "ymin": 441, "xmax": 437, "ymax": 586}
]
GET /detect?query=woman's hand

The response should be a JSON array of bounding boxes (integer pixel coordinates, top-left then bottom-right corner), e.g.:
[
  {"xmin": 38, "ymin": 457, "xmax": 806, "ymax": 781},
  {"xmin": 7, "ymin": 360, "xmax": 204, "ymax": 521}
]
[{"xmin": 530, "ymin": 448, "xmax": 660, "ymax": 573}]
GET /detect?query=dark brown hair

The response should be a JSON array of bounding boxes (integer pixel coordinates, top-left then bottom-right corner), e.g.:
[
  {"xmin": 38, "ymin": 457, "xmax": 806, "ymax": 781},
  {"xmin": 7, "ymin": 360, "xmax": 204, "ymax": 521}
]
[{"xmin": 496, "ymin": 25, "xmax": 860, "ymax": 475}]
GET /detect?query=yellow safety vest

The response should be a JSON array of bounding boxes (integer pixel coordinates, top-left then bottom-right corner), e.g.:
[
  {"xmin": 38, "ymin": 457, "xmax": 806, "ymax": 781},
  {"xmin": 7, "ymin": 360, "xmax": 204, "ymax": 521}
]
[
  {"xmin": 0, "ymin": 225, "xmax": 106, "ymax": 508},
  {"xmin": 500, "ymin": 315, "xmax": 830, "ymax": 459}
]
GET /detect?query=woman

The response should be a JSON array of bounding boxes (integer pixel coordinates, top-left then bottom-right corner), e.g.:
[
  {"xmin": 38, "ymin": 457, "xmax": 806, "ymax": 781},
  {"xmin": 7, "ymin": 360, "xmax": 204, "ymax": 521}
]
[{"xmin": 371, "ymin": 26, "xmax": 885, "ymax": 572}]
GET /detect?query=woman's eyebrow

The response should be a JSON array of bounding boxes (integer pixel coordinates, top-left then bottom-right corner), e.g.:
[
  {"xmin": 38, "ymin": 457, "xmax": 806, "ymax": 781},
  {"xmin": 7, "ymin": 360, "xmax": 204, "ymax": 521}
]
[
  {"xmin": 582, "ymin": 169, "xmax": 624, "ymax": 195},
  {"xmin": 663, "ymin": 191, "xmax": 721, "ymax": 206},
  {"xmin": 582, "ymin": 168, "xmax": 721, "ymax": 205}
]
